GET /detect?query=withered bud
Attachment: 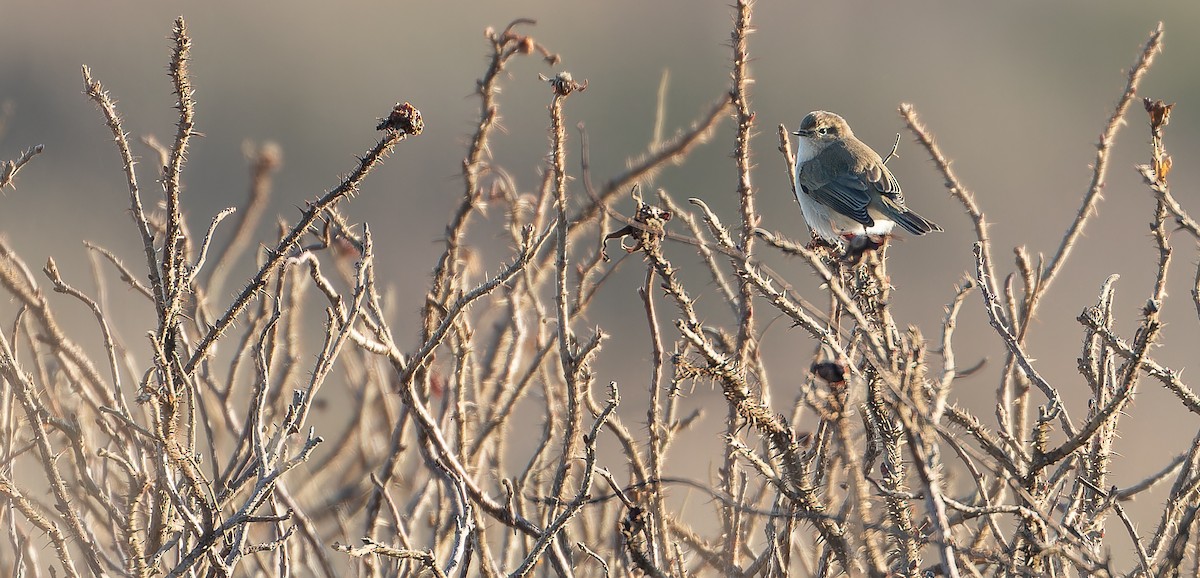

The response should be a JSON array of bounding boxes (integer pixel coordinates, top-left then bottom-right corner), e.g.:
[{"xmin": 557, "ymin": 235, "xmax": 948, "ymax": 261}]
[
  {"xmin": 1143, "ymin": 98, "xmax": 1174, "ymax": 130},
  {"xmin": 377, "ymin": 102, "xmax": 424, "ymax": 136},
  {"xmin": 248, "ymin": 141, "xmax": 282, "ymax": 173},
  {"xmin": 842, "ymin": 234, "xmax": 886, "ymax": 265},
  {"xmin": 636, "ymin": 204, "xmax": 672, "ymax": 224},
  {"xmin": 517, "ymin": 36, "xmax": 536, "ymax": 55},
  {"xmin": 541, "ymin": 71, "xmax": 588, "ymax": 96},
  {"xmin": 810, "ymin": 361, "xmax": 847, "ymax": 385}
]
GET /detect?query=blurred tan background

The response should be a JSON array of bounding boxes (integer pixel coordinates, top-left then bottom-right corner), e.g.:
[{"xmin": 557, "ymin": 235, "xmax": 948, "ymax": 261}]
[{"xmin": 3, "ymin": 1, "xmax": 1200, "ymax": 561}]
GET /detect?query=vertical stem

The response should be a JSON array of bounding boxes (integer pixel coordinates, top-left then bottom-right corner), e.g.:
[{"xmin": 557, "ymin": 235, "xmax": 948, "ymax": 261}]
[
  {"xmin": 641, "ymin": 269, "xmax": 669, "ymax": 568},
  {"xmin": 731, "ymin": 0, "xmax": 757, "ymax": 362},
  {"xmin": 543, "ymin": 76, "xmax": 585, "ymax": 574},
  {"xmin": 728, "ymin": 3, "xmax": 756, "ymax": 570}
]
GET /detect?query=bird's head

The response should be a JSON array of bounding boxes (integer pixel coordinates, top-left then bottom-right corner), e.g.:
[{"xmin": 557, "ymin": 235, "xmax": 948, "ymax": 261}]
[{"xmin": 793, "ymin": 111, "xmax": 854, "ymax": 144}]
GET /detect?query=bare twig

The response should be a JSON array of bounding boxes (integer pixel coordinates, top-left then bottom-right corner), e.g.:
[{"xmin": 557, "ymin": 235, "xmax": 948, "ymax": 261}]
[
  {"xmin": 0, "ymin": 144, "xmax": 45, "ymax": 191},
  {"xmin": 185, "ymin": 104, "xmax": 422, "ymax": 374},
  {"xmin": 1034, "ymin": 23, "xmax": 1164, "ymax": 308}
]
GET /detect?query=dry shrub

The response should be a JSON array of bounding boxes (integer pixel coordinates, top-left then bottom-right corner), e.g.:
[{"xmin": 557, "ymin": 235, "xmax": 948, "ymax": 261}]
[{"xmin": 0, "ymin": 6, "xmax": 1194, "ymax": 578}]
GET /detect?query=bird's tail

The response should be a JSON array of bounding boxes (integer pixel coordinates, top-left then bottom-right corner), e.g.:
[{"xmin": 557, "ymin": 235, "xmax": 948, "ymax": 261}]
[{"xmin": 888, "ymin": 208, "xmax": 943, "ymax": 236}]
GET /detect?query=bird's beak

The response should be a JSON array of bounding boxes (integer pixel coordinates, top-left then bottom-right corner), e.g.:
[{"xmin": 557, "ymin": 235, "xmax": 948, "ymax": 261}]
[{"xmin": 793, "ymin": 129, "xmax": 810, "ymax": 137}]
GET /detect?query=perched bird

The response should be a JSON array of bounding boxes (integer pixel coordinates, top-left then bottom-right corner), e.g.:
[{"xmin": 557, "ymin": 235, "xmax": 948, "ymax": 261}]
[{"xmin": 792, "ymin": 111, "xmax": 941, "ymax": 246}]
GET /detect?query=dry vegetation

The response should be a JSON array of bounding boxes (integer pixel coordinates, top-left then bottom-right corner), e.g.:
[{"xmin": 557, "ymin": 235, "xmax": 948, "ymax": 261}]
[{"xmin": 1, "ymin": 4, "xmax": 1198, "ymax": 578}]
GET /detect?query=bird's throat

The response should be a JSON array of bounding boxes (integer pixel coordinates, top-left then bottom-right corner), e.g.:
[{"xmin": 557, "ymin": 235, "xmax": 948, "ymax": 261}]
[{"xmin": 794, "ymin": 136, "xmax": 821, "ymax": 164}]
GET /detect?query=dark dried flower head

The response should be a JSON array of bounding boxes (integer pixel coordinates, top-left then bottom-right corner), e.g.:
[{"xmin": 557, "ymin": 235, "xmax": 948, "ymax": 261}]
[
  {"xmin": 1144, "ymin": 97, "xmax": 1174, "ymax": 130},
  {"xmin": 377, "ymin": 102, "xmax": 424, "ymax": 135},
  {"xmin": 541, "ymin": 71, "xmax": 588, "ymax": 96},
  {"xmin": 602, "ymin": 189, "xmax": 671, "ymax": 260},
  {"xmin": 810, "ymin": 361, "xmax": 847, "ymax": 385},
  {"xmin": 842, "ymin": 234, "xmax": 886, "ymax": 265},
  {"xmin": 636, "ymin": 204, "xmax": 672, "ymax": 224}
]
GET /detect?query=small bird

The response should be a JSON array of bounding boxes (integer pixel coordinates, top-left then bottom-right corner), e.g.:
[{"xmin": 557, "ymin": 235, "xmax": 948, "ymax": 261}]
[{"xmin": 792, "ymin": 111, "xmax": 941, "ymax": 246}]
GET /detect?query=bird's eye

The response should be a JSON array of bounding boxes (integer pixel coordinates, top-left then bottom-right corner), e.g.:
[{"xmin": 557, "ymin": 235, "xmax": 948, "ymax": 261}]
[{"xmin": 818, "ymin": 127, "xmax": 829, "ymax": 134}]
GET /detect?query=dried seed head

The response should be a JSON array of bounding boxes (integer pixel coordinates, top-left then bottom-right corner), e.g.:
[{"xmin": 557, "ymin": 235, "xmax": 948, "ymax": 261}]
[
  {"xmin": 377, "ymin": 102, "xmax": 424, "ymax": 136},
  {"xmin": 517, "ymin": 36, "xmax": 536, "ymax": 55},
  {"xmin": 636, "ymin": 204, "xmax": 672, "ymax": 224},
  {"xmin": 540, "ymin": 71, "xmax": 588, "ymax": 96},
  {"xmin": 1144, "ymin": 97, "xmax": 1174, "ymax": 130},
  {"xmin": 842, "ymin": 234, "xmax": 886, "ymax": 265},
  {"xmin": 810, "ymin": 361, "xmax": 847, "ymax": 386}
]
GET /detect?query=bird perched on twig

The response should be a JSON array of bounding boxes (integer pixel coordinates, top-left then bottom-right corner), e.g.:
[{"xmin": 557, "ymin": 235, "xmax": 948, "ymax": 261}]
[{"xmin": 792, "ymin": 111, "xmax": 941, "ymax": 247}]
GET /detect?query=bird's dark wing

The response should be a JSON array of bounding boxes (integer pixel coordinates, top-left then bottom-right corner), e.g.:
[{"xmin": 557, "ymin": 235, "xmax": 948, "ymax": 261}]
[
  {"xmin": 797, "ymin": 142, "xmax": 880, "ymax": 226},
  {"xmin": 845, "ymin": 137, "xmax": 909, "ymax": 206},
  {"xmin": 799, "ymin": 136, "xmax": 943, "ymax": 236}
]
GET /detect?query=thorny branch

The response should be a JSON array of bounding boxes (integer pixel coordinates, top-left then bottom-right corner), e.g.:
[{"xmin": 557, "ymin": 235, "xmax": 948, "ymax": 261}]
[
  {"xmin": 2, "ymin": 11, "xmax": 1197, "ymax": 578},
  {"xmin": 0, "ymin": 144, "xmax": 44, "ymax": 191}
]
